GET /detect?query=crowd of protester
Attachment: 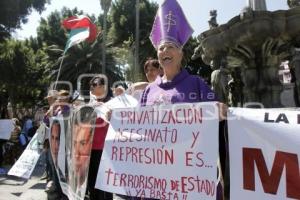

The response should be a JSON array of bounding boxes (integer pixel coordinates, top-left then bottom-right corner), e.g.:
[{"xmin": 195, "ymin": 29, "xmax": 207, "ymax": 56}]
[
  {"xmin": 0, "ymin": 1, "xmax": 229, "ymax": 200},
  {"xmin": 0, "ymin": 114, "xmax": 40, "ymax": 172}
]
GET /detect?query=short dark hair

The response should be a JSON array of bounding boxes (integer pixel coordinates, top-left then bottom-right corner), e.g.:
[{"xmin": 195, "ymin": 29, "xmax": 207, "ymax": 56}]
[
  {"xmin": 89, "ymin": 76, "xmax": 105, "ymax": 86},
  {"xmin": 144, "ymin": 58, "xmax": 160, "ymax": 73},
  {"xmin": 73, "ymin": 106, "xmax": 97, "ymax": 135},
  {"xmin": 51, "ymin": 120, "xmax": 61, "ymax": 136},
  {"xmin": 57, "ymin": 90, "xmax": 71, "ymax": 102}
]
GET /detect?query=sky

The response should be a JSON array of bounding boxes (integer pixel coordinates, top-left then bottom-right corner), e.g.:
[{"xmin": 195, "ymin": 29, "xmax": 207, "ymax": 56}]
[{"xmin": 14, "ymin": 0, "xmax": 289, "ymax": 39}]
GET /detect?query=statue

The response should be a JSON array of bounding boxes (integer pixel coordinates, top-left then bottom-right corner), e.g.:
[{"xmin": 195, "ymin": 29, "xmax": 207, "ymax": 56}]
[
  {"xmin": 192, "ymin": 33, "xmax": 212, "ymax": 65},
  {"xmin": 287, "ymin": 0, "xmax": 300, "ymax": 8},
  {"xmin": 228, "ymin": 67, "xmax": 244, "ymax": 106},
  {"xmin": 193, "ymin": 7, "xmax": 300, "ymax": 108},
  {"xmin": 290, "ymin": 48, "xmax": 300, "ymax": 105},
  {"xmin": 210, "ymin": 57, "xmax": 229, "ymax": 103},
  {"xmin": 208, "ymin": 10, "xmax": 218, "ymax": 29}
]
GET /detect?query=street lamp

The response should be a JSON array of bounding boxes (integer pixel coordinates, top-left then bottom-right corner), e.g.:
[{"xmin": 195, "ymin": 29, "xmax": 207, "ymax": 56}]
[{"xmin": 100, "ymin": 0, "xmax": 112, "ymax": 74}]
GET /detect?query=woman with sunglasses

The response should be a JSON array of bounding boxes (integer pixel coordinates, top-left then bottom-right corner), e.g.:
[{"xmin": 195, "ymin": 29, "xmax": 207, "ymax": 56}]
[{"xmin": 86, "ymin": 75, "xmax": 113, "ymax": 200}]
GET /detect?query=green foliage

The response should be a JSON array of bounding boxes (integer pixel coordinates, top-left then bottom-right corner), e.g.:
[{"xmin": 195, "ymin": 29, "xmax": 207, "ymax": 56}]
[
  {"xmin": 108, "ymin": 0, "xmax": 158, "ymax": 81},
  {"xmin": 35, "ymin": 7, "xmax": 119, "ymax": 94},
  {"xmin": 0, "ymin": 0, "xmax": 211, "ymax": 116},
  {"xmin": 0, "ymin": 0, "xmax": 49, "ymax": 40},
  {"xmin": 0, "ymin": 39, "xmax": 48, "ymax": 112}
]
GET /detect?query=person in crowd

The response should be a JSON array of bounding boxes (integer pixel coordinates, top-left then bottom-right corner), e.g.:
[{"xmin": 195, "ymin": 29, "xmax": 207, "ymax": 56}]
[
  {"xmin": 42, "ymin": 90, "xmax": 58, "ymax": 184},
  {"xmin": 137, "ymin": 0, "xmax": 225, "ymax": 199},
  {"xmin": 27, "ymin": 120, "xmax": 38, "ymax": 139},
  {"xmin": 127, "ymin": 58, "xmax": 162, "ymax": 100},
  {"xmin": 115, "ymin": 0, "xmax": 217, "ymax": 198},
  {"xmin": 71, "ymin": 106, "xmax": 97, "ymax": 199},
  {"xmin": 54, "ymin": 90, "xmax": 72, "ymax": 117},
  {"xmin": 86, "ymin": 75, "xmax": 113, "ymax": 200},
  {"xmin": 89, "ymin": 76, "xmax": 110, "ymax": 103},
  {"xmin": 21, "ymin": 115, "xmax": 33, "ymax": 141},
  {"xmin": 43, "ymin": 90, "xmax": 58, "ymax": 126},
  {"xmin": 43, "ymin": 89, "xmax": 68, "ymax": 200},
  {"xmin": 112, "ymin": 84, "xmax": 126, "ymax": 97},
  {"xmin": 144, "ymin": 58, "xmax": 162, "ymax": 83},
  {"xmin": 3, "ymin": 118, "xmax": 22, "ymax": 165},
  {"xmin": 140, "ymin": 25, "xmax": 217, "ymax": 105}
]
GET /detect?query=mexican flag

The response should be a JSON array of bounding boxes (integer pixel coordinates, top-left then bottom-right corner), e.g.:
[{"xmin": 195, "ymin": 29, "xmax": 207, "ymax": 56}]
[{"xmin": 62, "ymin": 15, "xmax": 98, "ymax": 52}]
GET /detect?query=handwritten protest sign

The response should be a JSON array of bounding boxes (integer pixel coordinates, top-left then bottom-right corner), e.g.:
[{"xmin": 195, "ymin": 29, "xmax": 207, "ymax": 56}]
[
  {"xmin": 228, "ymin": 108, "xmax": 300, "ymax": 200},
  {"xmin": 0, "ymin": 119, "xmax": 14, "ymax": 140},
  {"xmin": 8, "ymin": 123, "xmax": 46, "ymax": 179},
  {"xmin": 96, "ymin": 102, "xmax": 219, "ymax": 200}
]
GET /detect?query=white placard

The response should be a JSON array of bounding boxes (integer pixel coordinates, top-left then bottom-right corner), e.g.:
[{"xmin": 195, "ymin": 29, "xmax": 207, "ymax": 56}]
[
  {"xmin": 94, "ymin": 94, "xmax": 138, "ymax": 121},
  {"xmin": 105, "ymin": 93, "xmax": 138, "ymax": 109},
  {"xmin": 96, "ymin": 102, "xmax": 219, "ymax": 200},
  {"xmin": 0, "ymin": 119, "xmax": 14, "ymax": 140}
]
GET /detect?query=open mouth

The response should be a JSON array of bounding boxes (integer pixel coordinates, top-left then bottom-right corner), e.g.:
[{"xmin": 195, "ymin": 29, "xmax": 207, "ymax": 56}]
[{"xmin": 162, "ymin": 56, "xmax": 172, "ymax": 62}]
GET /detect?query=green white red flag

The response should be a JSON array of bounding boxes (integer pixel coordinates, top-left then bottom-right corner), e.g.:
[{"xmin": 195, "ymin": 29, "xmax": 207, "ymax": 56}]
[{"xmin": 62, "ymin": 15, "xmax": 98, "ymax": 52}]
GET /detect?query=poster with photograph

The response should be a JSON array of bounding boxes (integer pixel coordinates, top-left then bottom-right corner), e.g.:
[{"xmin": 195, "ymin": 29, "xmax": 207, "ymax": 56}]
[{"xmin": 66, "ymin": 106, "xmax": 97, "ymax": 200}]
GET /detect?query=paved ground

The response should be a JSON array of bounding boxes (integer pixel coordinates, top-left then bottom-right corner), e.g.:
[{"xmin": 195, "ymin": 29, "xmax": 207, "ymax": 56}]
[
  {"xmin": 0, "ymin": 154, "xmax": 123, "ymax": 200},
  {"xmin": 0, "ymin": 160, "xmax": 47, "ymax": 200}
]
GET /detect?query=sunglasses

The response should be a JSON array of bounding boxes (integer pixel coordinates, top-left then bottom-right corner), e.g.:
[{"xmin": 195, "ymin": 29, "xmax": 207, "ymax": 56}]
[{"xmin": 91, "ymin": 83, "xmax": 103, "ymax": 87}]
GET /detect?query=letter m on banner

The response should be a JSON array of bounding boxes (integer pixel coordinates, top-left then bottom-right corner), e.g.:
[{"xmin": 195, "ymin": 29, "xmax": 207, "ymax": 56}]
[{"xmin": 243, "ymin": 148, "xmax": 300, "ymax": 199}]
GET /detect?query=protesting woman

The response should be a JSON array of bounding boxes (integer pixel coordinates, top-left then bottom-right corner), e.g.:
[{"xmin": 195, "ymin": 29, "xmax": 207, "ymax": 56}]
[{"xmin": 140, "ymin": 0, "xmax": 217, "ymax": 107}]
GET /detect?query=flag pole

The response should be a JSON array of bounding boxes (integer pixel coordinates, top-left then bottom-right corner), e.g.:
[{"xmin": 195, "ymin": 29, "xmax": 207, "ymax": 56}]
[{"xmin": 54, "ymin": 53, "xmax": 66, "ymax": 90}]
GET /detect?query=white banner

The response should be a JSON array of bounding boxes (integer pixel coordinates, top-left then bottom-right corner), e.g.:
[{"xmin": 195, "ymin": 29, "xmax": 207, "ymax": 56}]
[
  {"xmin": 8, "ymin": 123, "xmax": 46, "ymax": 179},
  {"xmin": 228, "ymin": 108, "xmax": 300, "ymax": 200},
  {"xmin": 105, "ymin": 93, "xmax": 138, "ymax": 109},
  {"xmin": 96, "ymin": 102, "xmax": 219, "ymax": 200},
  {"xmin": 0, "ymin": 119, "xmax": 14, "ymax": 140},
  {"xmin": 94, "ymin": 94, "xmax": 138, "ymax": 120}
]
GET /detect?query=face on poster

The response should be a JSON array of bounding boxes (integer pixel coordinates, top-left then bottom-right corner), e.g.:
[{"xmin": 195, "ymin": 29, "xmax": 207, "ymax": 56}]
[
  {"xmin": 72, "ymin": 122, "xmax": 93, "ymax": 185},
  {"xmin": 50, "ymin": 119, "xmax": 61, "ymax": 166},
  {"xmin": 50, "ymin": 117, "xmax": 67, "ymax": 183},
  {"xmin": 69, "ymin": 106, "xmax": 96, "ymax": 198}
]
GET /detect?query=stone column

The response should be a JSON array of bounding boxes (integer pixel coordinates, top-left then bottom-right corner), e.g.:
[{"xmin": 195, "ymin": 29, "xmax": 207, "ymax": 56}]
[{"xmin": 247, "ymin": 0, "xmax": 267, "ymax": 11}]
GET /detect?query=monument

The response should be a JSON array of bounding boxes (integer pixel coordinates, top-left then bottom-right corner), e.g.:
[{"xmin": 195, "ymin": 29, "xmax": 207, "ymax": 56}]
[{"xmin": 193, "ymin": 1, "xmax": 300, "ymax": 108}]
